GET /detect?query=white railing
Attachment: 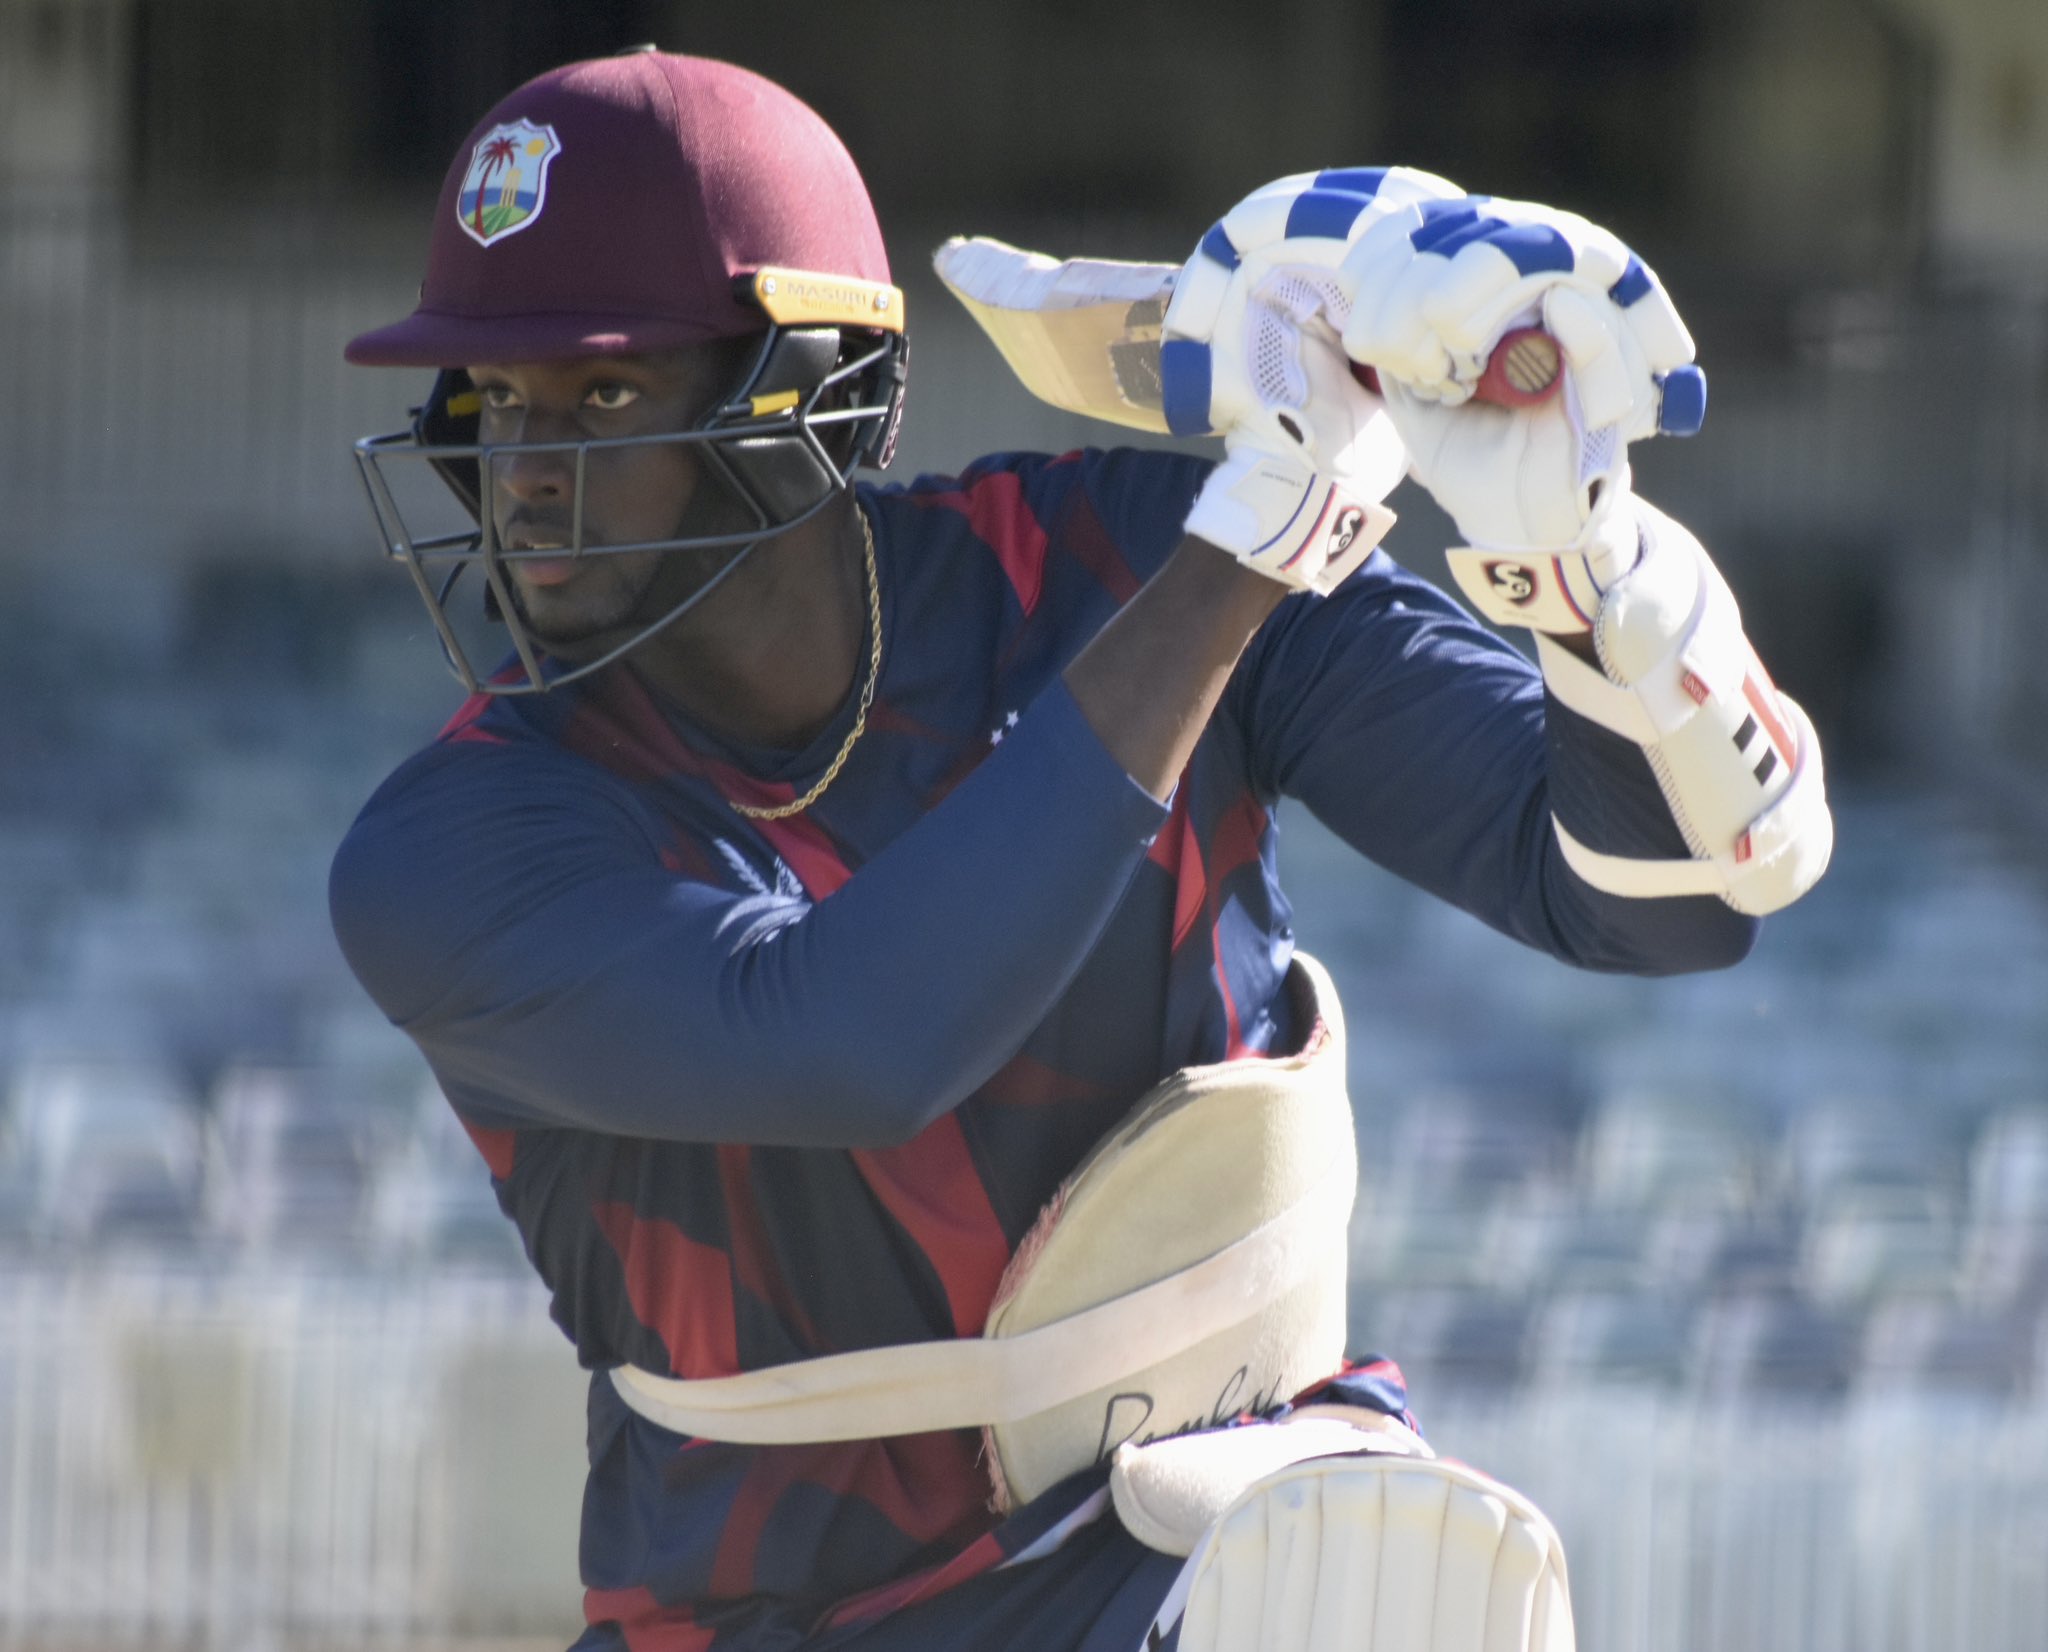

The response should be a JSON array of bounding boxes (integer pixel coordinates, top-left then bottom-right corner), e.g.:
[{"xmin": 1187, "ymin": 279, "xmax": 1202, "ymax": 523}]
[
  {"xmin": 1, "ymin": 1256, "xmax": 2045, "ymax": 1651},
  {"xmin": 0, "ymin": 1257, "xmax": 587, "ymax": 1646},
  {"xmin": 1430, "ymin": 1388, "xmax": 2048, "ymax": 1652}
]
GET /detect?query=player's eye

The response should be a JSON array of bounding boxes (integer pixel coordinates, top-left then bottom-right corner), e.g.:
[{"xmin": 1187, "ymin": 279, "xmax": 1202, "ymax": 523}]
[
  {"xmin": 585, "ymin": 382, "xmax": 641, "ymax": 412},
  {"xmin": 476, "ymin": 383, "xmax": 522, "ymax": 412}
]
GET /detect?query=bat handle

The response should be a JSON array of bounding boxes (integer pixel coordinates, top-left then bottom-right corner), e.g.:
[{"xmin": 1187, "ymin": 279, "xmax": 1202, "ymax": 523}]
[
  {"xmin": 1474, "ymin": 327, "xmax": 1564, "ymax": 407},
  {"xmin": 1351, "ymin": 326, "xmax": 1564, "ymax": 409}
]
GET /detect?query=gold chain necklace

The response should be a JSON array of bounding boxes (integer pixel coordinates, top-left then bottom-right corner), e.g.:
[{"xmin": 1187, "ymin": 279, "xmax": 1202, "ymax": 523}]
[{"xmin": 731, "ymin": 503, "xmax": 882, "ymax": 821}]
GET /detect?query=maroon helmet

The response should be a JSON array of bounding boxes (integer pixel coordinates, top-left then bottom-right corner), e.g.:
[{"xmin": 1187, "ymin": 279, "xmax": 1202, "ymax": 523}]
[{"xmin": 349, "ymin": 48, "xmax": 907, "ymax": 693}]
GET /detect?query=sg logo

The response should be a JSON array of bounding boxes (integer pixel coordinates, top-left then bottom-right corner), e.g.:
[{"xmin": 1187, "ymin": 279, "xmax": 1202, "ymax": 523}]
[
  {"xmin": 1327, "ymin": 505, "xmax": 1367, "ymax": 560},
  {"xmin": 1487, "ymin": 561, "xmax": 1537, "ymax": 605}
]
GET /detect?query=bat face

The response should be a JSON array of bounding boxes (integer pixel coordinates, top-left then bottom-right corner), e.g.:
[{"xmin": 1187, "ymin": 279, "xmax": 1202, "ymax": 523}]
[
  {"xmin": 934, "ymin": 238, "xmax": 1180, "ymax": 433},
  {"xmin": 934, "ymin": 235, "xmax": 1567, "ymax": 434}
]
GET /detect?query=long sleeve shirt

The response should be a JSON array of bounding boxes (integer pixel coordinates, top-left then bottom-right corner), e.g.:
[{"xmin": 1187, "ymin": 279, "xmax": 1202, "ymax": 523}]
[{"xmin": 330, "ymin": 446, "xmax": 1754, "ymax": 1647}]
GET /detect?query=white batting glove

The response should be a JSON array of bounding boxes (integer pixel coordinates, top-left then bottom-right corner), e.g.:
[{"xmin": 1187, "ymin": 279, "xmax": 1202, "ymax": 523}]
[
  {"xmin": 1341, "ymin": 194, "xmax": 1702, "ymax": 436},
  {"xmin": 1160, "ymin": 168, "xmax": 1464, "ymax": 592},
  {"xmin": 1335, "ymin": 195, "xmax": 1705, "ymax": 631},
  {"xmin": 1385, "ymin": 371, "xmax": 1649, "ymax": 632}
]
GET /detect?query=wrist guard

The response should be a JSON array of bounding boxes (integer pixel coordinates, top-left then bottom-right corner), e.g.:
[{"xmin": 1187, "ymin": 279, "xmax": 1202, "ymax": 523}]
[{"xmin": 1529, "ymin": 499, "xmax": 1832, "ymax": 916}]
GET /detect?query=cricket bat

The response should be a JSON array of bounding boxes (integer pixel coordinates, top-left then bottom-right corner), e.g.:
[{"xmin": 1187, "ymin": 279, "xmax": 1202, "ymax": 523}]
[{"xmin": 933, "ymin": 235, "xmax": 1564, "ymax": 436}]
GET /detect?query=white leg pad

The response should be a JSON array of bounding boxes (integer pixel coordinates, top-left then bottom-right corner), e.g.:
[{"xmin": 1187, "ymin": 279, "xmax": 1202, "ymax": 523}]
[
  {"xmin": 1111, "ymin": 1413, "xmax": 1430, "ymax": 1558},
  {"xmin": 1164, "ymin": 1453, "xmax": 1574, "ymax": 1652}
]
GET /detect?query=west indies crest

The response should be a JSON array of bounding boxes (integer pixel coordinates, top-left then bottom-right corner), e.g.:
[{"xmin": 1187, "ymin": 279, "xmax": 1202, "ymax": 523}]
[{"xmin": 455, "ymin": 119, "xmax": 562, "ymax": 248}]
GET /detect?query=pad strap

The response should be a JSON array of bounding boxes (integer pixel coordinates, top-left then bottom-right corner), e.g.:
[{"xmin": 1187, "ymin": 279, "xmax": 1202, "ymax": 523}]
[
  {"xmin": 1533, "ymin": 610, "xmax": 1750, "ymax": 747},
  {"xmin": 609, "ymin": 1158, "xmax": 1354, "ymax": 1443},
  {"xmin": 1552, "ymin": 814, "xmax": 1722, "ymax": 898},
  {"xmin": 1550, "ymin": 695, "xmax": 1827, "ymax": 900}
]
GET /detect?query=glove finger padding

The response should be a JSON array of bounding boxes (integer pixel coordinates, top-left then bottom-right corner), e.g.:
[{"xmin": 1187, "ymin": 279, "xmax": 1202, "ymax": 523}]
[
  {"xmin": 1414, "ymin": 201, "xmax": 1635, "ymax": 356},
  {"xmin": 1162, "ymin": 166, "xmax": 1465, "ymax": 444},
  {"xmin": 1283, "ymin": 315, "xmax": 1410, "ymax": 503},
  {"xmin": 1161, "ymin": 1452, "xmax": 1575, "ymax": 1652},
  {"xmin": 1169, "ymin": 169, "xmax": 1467, "ymax": 591},
  {"xmin": 1333, "ymin": 200, "xmax": 1477, "ymax": 397},
  {"xmin": 1180, "ymin": 322, "xmax": 1402, "ymax": 592},
  {"xmin": 1341, "ymin": 195, "xmax": 1703, "ymax": 441},
  {"xmin": 1542, "ymin": 285, "xmax": 1647, "ymax": 439}
]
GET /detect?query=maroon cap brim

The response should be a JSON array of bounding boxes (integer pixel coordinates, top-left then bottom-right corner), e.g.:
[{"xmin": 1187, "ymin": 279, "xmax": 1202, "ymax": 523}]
[{"xmin": 344, "ymin": 305, "xmax": 745, "ymax": 368}]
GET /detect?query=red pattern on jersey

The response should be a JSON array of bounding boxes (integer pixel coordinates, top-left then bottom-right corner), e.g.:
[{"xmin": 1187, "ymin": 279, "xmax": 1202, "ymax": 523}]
[
  {"xmin": 1206, "ymin": 790, "xmax": 1269, "ymax": 888},
  {"xmin": 864, "ymin": 699, "xmax": 951, "ymax": 743},
  {"xmin": 708, "ymin": 1446, "xmax": 806, "ymax": 1600},
  {"xmin": 658, "ymin": 834, "xmax": 718, "ymax": 883},
  {"xmin": 710, "ymin": 1433, "xmax": 990, "ymax": 1606},
  {"xmin": 851, "ymin": 1118, "xmax": 1011, "ymax": 1335},
  {"xmin": 1206, "ymin": 791, "xmax": 1270, "ymax": 1059},
  {"xmin": 563, "ymin": 659, "xmax": 808, "ymax": 820},
  {"xmin": 717, "ymin": 1146, "xmax": 824, "ymax": 1350},
  {"xmin": 977, "ymin": 1050, "xmax": 1115, "ymax": 1109},
  {"xmin": 820, "ymin": 1528, "xmax": 1010, "ymax": 1631},
  {"xmin": 437, "ymin": 690, "xmax": 505, "ymax": 746},
  {"xmin": 1148, "ymin": 794, "xmax": 1207, "ymax": 951},
  {"xmin": 437, "ymin": 661, "xmax": 533, "ymax": 745},
  {"xmin": 746, "ymin": 811, "xmax": 854, "ymax": 900},
  {"xmin": 918, "ymin": 732, "xmax": 1000, "ymax": 814},
  {"xmin": 1055, "ymin": 479, "xmax": 1144, "ymax": 605},
  {"xmin": 583, "ymin": 1584, "xmax": 714, "ymax": 1652},
  {"xmin": 593, "ymin": 1201, "xmax": 740, "ymax": 1378},
  {"xmin": 915, "ymin": 468, "xmax": 1051, "ymax": 617}
]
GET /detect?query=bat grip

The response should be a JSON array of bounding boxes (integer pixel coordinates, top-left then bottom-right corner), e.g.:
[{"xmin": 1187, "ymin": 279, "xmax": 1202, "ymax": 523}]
[{"xmin": 1351, "ymin": 325, "xmax": 1564, "ymax": 409}]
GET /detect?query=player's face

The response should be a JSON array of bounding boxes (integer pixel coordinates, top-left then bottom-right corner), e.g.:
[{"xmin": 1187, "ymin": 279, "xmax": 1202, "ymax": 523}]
[{"xmin": 465, "ymin": 345, "xmax": 750, "ymax": 648}]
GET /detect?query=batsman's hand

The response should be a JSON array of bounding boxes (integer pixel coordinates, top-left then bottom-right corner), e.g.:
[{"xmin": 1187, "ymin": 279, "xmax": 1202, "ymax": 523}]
[
  {"xmin": 1341, "ymin": 193, "xmax": 1702, "ymax": 439},
  {"xmin": 1160, "ymin": 168, "xmax": 1463, "ymax": 593},
  {"xmin": 1337, "ymin": 195, "xmax": 1704, "ymax": 624}
]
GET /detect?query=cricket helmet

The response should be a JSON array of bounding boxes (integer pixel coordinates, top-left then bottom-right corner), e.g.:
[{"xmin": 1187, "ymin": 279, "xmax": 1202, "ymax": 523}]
[{"xmin": 347, "ymin": 48, "xmax": 907, "ymax": 693}]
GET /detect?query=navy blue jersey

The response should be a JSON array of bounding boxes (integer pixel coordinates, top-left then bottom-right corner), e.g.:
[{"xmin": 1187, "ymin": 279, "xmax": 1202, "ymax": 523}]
[{"xmin": 331, "ymin": 448, "xmax": 1754, "ymax": 1649}]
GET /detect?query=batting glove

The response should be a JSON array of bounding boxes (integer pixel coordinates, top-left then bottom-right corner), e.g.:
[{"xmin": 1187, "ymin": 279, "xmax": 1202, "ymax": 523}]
[
  {"xmin": 1160, "ymin": 168, "xmax": 1463, "ymax": 593},
  {"xmin": 1334, "ymin": 195, "xmax": 1705, "ymax": 631},
  {"xmin": 1341, "ymin": 194, "xmax": 1702, "ymax": 437}
]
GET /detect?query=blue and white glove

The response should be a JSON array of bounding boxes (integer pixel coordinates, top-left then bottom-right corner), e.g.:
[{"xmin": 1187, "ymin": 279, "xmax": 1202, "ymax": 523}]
[
  {"xmin": 1338, "ymin": 195, "xmax": 1705, "ymax": 631},
  {"xmin": 1159, "ymin": 168, "xmax": 1463, "ymax": 593}
]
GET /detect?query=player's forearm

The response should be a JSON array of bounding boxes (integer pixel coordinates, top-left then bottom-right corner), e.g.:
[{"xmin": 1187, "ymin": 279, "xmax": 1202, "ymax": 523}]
[
  {"xmin": 1242, "ymin": 552, "xmax": 1756, "ymax": 975},
  {"xmin": 336, "ymin": 681, "xmax": 1173, "ymax": 1149},
  {"xmin": 1063, "ymin": 535, "xmax": 1288, "ymax": 800}
]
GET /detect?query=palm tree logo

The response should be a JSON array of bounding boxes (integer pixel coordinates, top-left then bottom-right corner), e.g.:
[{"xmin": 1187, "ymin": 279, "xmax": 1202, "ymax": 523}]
[
  {"xmin": 456, "ymin": 120, "xmax": 563, "ymax": 249},
  {"xmin": 470, "ymin": 135, "xmax": 518, "ymax": 238}
]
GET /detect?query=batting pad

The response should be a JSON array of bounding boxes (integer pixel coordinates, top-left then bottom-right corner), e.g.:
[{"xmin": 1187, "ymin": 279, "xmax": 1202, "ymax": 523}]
[{"xmin": 1162, "ymin": 1453, "xmax": 1574, "ymax": 1652}]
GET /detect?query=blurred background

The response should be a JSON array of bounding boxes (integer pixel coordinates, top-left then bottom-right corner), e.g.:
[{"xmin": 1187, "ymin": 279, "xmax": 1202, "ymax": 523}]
[{"xmin": 0, "ymin": 1, "xmax": 2043, "ymax": 1648}]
